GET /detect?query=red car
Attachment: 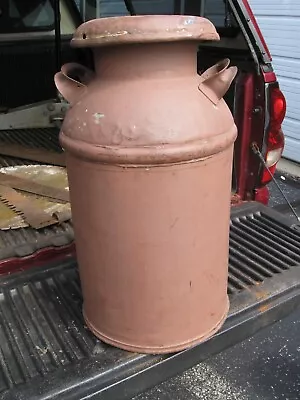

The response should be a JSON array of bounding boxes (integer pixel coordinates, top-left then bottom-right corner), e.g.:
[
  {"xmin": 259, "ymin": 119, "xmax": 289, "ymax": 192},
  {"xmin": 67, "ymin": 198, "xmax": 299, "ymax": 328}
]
[{"xmin": 0, "ymin": 1, "xmax": 298, "ymax": 399}]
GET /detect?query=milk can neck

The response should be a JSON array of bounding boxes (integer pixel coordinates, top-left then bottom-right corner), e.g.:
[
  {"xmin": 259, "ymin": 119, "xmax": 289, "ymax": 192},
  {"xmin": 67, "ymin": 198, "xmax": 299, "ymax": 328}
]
[{"xmin": 94, "ymin": 42, "xmax": 198, "ymax": 80}]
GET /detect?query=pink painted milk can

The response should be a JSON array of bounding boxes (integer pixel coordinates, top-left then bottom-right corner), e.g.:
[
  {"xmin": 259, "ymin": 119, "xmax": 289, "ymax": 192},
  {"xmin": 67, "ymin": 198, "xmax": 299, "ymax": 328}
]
[{"xmin": 55, "ymin": 15, "xmax": 238, "ymax": 354}]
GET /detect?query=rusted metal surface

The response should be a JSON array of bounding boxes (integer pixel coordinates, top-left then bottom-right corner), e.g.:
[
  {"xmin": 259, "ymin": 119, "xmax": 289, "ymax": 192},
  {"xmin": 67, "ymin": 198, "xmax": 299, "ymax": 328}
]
[
  {"xmin": 231, "ymin": 193, "xmax": 243, "ymax": 206},
  {"xmin": 0, "ymin": 172, "xmax": 69, "ymax": 202},
  {"xmin": 0, "ymin": 165, "xmax": 71, "ymax": 230},
  {"xmin": 0, "ymin": 184, "xmax": 71, "ymax": 230},
  {"xmin": 52, "ymin": 209, "xmax": 72, "ymax": 223},
  {"xmin": 0, "ymin": 185, "xmax": 59, "ymax": 229}
]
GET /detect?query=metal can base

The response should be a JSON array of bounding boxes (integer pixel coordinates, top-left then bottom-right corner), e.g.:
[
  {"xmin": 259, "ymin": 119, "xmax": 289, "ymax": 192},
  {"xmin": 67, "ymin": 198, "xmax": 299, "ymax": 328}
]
[{"xmin": 83, "ymin": 298, "xmax": 229, "ymax": 354}]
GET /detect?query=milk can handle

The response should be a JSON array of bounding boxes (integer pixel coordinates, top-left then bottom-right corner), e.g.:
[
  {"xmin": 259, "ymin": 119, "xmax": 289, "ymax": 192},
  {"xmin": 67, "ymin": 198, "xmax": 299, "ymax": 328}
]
[
  {"xmin": 54, "ymin": 62, "xmax": 95, "ymax": 105},
  {"xmin": 198, "ymin": 59, "xmax": 237, "ymax": 105}
]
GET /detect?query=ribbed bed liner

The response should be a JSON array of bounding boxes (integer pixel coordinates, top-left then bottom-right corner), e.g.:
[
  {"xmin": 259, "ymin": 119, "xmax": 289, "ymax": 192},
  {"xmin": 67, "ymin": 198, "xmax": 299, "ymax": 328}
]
[
  {"xmin": 0, "ymin": 128, "xmax": 62, "ymax": 167},
  {"xmin": 0, "ymin": 202, "xmax": 300, "ymax": 399}
]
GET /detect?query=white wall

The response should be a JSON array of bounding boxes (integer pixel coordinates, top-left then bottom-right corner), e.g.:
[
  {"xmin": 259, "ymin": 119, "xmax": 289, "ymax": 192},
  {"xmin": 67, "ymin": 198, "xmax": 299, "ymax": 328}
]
[{"xmin": 249, "ymin": 0, "xmax": 300, "ymax": 163}]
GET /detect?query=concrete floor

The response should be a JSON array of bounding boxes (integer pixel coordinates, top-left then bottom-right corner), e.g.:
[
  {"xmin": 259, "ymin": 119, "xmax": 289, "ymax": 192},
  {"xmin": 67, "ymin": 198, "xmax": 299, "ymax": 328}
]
[
  {"xmin": 278, "ymin": 158, "xmax": 300, "ymax": 179},
  {"xmin": 133, "ymin": 160, "xmax": 300, "ymax": 400}
]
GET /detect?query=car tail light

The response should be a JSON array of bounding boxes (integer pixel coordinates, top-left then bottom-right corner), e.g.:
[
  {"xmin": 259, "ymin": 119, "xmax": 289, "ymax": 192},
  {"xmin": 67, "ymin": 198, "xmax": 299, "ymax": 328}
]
[{"xmin": 261, "ymin": 87, "xmax": 286, "ymax": 185}]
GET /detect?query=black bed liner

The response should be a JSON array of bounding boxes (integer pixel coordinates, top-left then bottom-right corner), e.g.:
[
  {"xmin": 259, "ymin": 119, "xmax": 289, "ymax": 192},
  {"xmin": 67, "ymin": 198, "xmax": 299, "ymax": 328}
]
[{"xmin": 0, "ymin": 202, "xmax": 300, "ymax": 400}]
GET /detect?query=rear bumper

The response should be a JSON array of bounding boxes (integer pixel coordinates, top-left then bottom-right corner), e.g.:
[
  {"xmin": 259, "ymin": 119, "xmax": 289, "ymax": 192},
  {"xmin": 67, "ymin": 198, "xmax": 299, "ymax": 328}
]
[{"xmin": 0, "ymin": 202, "xmax": 300, "ymax": 399}]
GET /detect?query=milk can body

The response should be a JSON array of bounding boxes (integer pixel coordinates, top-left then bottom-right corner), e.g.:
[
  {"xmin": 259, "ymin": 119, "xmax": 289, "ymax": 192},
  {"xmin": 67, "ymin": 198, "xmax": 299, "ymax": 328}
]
[{"xmin": 56, "ymin": 15, "xmax": 238, "ymax": 353}]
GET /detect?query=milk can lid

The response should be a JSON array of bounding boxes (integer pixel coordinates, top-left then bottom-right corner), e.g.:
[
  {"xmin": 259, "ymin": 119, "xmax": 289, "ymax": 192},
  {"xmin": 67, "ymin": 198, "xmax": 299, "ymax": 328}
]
[{"xmin": 71, "ymin": 15, "xmax": 220, "ymax": 48}]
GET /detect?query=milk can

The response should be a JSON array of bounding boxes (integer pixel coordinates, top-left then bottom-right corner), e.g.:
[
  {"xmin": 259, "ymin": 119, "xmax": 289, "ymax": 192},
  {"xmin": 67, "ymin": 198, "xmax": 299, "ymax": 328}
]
[{"xmin": 55, "ymin": 15, "xmax": 238, "ymax": 354}]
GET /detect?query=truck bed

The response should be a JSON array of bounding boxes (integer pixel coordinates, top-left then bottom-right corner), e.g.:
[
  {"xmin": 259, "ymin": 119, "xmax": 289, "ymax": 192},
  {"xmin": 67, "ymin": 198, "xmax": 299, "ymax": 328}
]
[{"xmin": 0, "ymin": 202, "xmax": 300, "ymax": 400}]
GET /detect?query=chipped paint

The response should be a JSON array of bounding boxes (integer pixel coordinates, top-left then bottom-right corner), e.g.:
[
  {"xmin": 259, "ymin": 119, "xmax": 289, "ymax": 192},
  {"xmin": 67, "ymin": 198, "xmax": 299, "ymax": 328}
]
[
  {"xmin": 184, "ymin": 17, "xmax": 197, "ymax": 25},
  {"xmin": 92, "ymin": 30, "xmax": 129, "ymax": 39},
  {"xmin": 94, "ymin": 113, "xmax": 105, "ymax": 124}
]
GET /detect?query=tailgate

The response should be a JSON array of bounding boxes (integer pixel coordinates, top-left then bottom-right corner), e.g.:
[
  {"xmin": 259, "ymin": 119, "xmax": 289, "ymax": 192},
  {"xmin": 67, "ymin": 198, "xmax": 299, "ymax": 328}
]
[{"xmin": 0, "ymin": 202, "xmax": 300, "ymax": 400}]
